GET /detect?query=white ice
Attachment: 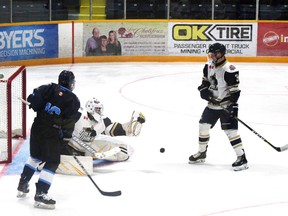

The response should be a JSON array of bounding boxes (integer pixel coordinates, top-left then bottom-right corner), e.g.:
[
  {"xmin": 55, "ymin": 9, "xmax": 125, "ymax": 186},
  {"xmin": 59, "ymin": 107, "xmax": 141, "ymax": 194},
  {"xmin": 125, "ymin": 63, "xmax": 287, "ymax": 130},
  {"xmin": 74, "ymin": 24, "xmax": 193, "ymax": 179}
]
[{"xmin": 1, "ymin": 62, "xmax": 288, "ymax": 216}]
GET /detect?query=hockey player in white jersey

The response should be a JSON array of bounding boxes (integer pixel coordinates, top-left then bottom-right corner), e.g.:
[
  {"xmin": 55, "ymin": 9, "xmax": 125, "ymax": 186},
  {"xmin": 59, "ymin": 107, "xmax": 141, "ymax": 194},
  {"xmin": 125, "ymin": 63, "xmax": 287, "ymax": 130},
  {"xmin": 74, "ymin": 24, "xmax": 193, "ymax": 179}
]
[
  {"xmin": 62, "ymin": 97, "xmax": 145, "ymax": 162},
  {"xmin": 189, "ymin": 42, "xmax": 248, "ymax": 171}
]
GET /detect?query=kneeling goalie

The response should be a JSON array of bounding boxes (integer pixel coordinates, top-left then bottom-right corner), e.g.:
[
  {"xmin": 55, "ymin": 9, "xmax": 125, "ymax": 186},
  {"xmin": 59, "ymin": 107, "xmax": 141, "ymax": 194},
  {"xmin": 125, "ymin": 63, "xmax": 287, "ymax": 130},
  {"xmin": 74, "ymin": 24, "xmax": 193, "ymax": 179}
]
[{"xmin": 61, "ymin": 97, "xmax": 145, "ymax": 164}]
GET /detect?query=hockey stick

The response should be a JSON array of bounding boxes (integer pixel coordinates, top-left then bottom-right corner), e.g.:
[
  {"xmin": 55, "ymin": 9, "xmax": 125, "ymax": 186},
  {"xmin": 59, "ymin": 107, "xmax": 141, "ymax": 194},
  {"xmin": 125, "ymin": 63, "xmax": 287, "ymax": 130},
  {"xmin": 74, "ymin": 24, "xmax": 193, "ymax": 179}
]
[
  {"xmin": 72, "ymin": 154, "xmax": 122, "ymax": 196},
  {"xmin": 221, "ymin": 105, "xmax": 288, "ymax": 152},
  {"xmin": 17, "ymin": 97, "xmax": 30, "ymax": 105},
  {"xmin": 17, "ymin": 97, "xmax": 122, "ymax": 158}
]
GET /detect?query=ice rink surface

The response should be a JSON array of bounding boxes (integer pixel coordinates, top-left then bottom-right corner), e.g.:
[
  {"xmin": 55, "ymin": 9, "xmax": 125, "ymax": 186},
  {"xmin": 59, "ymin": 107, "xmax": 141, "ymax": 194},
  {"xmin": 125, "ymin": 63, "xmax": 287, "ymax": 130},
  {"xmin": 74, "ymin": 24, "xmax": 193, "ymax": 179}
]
[{"xmin": 1, "ymin": 62, "xmax": 288, "ymax": 215}]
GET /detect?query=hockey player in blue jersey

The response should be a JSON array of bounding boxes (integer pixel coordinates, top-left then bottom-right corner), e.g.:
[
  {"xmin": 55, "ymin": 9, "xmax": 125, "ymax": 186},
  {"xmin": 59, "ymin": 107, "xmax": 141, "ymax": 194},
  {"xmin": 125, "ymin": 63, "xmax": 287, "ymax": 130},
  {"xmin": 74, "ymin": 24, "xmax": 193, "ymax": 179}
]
[
  {"xmin": 16, "ymin": 70, "xmax": 81, "ymax": 209},
  {"xmin": 189, "ymin": 42, "xmax": 248, "ymax": 171}
]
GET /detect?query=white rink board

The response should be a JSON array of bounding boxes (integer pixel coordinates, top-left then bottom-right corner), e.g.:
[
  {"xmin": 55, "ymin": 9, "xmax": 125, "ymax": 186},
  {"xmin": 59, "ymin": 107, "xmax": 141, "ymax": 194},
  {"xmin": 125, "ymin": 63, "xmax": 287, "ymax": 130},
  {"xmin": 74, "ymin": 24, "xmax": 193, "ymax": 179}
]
[{"xmin": 1, "ymin": 62, "xmax": 288, "ymax": 216}]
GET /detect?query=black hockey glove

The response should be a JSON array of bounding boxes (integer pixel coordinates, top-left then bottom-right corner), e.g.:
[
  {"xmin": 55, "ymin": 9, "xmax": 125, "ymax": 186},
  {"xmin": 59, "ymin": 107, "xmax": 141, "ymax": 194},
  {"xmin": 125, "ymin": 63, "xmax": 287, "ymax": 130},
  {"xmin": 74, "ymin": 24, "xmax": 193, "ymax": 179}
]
[
  {"xmin": 61, "ymin": 138, "xmax": 71, "ymax": 147},
  {"xmin": 58, "ymin": 128, "xmax": 73, "ymax": 148},
  {"xmin": 198, "ymin": 80, "xmax": 212, "ymax": 101},
  {"xmin": 137, "ymin": 113, "xmax": 146, "ymax": 124},
  {"xmin": 227, "ymin": 103, "xmax": 238, "ymax": 118}
]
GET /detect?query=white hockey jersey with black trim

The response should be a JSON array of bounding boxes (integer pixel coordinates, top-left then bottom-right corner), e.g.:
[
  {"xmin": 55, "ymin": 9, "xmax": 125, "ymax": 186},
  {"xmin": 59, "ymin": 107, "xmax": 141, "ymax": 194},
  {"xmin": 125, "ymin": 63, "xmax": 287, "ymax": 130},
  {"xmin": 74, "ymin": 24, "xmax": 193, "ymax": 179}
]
[{"xmin": 204, "ymin": 59, "xmax": 240, "ymax": 110}]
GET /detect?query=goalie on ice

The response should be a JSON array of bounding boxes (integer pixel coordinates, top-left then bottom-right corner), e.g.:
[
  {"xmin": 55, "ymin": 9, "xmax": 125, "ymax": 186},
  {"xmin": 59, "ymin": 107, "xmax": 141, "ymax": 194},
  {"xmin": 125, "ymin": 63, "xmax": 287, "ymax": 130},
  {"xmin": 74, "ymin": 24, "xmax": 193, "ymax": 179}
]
[{"xmin": 61, "ymin": 97, "xmax": 145, "ymax": 162}]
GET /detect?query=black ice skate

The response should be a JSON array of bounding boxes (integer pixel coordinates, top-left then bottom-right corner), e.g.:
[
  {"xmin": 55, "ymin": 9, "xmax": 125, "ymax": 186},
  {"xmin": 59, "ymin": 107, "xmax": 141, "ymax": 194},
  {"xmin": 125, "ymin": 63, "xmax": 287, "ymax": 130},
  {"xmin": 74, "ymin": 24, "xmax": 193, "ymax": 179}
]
[
  {"xmin": 232, "ymin": 153, "xmax": 248, "ymax": 171},
  {"xmin": 34, "ymin": 192, "xmax": 56, "ymax": 209},
  {"xmin": 189, "ymin": 149, "xmax": 207, "ymax": 164},
  {"xmin": 17, "ymin": 181, "xmax": 29, "ymax": 198}
]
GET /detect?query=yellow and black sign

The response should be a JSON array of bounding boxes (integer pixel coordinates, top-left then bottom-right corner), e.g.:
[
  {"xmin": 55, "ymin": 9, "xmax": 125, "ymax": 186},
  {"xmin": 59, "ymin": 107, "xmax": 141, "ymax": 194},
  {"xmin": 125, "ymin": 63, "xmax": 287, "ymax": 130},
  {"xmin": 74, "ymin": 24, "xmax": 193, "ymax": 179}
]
[{"xmin": 172, "ymin": 24, "xmax": 253, "ymax": 41}]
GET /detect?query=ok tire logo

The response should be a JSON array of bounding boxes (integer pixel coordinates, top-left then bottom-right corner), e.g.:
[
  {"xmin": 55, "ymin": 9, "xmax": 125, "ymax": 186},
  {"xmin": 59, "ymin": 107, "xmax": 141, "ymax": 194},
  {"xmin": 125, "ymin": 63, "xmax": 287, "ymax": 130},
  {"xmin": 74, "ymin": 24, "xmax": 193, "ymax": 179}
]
[{"xmin": 172, "ymin": 24, "xmax": 252, "ymax": 41}]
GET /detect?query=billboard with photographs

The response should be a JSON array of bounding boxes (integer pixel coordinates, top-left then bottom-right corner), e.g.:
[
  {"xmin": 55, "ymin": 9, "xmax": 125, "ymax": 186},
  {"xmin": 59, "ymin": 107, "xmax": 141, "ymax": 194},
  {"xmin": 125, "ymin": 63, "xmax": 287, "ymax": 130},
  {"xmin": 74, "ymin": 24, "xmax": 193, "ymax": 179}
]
[{"xmin": 82, "ymin": 22, "xmax": 168, "ymax": 56}]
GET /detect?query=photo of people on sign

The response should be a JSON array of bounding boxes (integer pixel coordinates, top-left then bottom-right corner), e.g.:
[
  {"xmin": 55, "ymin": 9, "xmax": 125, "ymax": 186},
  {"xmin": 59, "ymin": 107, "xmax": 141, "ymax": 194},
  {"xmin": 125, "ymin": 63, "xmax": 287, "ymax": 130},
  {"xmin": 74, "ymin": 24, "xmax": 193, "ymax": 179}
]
[
  {"xmin": 84, "ymin": 27, "xmax": 122, "ymax": 56},
  {"xmin": 83, "ymin": 22, "xmax": 167, "ymax": 57}
]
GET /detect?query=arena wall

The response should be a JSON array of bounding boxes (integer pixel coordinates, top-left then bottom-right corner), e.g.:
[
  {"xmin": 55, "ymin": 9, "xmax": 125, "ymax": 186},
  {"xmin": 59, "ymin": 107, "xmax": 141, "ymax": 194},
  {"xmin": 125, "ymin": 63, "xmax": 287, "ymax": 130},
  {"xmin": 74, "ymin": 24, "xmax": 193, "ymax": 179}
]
[{"xmin": 0, "ymin": 20, "xmax": 287, "ymax": 66}]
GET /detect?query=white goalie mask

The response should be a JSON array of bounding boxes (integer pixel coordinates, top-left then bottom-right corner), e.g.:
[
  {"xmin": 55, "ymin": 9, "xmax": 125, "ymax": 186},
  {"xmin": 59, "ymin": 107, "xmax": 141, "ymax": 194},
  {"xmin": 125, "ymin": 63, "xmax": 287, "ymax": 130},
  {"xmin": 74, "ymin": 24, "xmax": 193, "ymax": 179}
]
[{"xmin": 85, "ymin": 97, "xmax": 104, "ymax": 121}]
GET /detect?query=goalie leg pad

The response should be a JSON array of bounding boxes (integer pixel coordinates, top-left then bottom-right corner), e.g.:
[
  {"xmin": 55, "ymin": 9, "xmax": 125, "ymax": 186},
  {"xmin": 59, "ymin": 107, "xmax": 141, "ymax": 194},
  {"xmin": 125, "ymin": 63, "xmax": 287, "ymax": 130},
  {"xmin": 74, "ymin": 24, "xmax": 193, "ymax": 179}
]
[
  {"xmin": 104, "ymin": 144, "xmax": 129, "ymax": 162},
  {"xmin": 89, "ymin": 138, "xmax": 130, "ymax": 162},
  {"xmin": 56, "ymin": 155, "xmax": 93, "ymax": 175}
]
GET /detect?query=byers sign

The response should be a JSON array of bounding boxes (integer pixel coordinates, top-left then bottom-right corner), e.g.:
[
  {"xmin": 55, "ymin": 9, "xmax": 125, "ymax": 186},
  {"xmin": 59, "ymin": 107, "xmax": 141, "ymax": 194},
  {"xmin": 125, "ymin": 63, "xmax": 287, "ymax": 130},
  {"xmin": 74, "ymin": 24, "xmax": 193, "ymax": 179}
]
[{"xmin": 0, "ymin": 24, "xmax": 58, "ymax": 61}]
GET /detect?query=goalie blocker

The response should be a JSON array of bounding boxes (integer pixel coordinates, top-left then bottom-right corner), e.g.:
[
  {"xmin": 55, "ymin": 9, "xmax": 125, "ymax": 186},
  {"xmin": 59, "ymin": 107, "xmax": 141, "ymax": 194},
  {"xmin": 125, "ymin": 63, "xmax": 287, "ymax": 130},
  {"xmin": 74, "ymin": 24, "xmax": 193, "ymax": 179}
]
[{"xmin": 54, "ymin": 136, "xmax": 124, "ymax": 176}]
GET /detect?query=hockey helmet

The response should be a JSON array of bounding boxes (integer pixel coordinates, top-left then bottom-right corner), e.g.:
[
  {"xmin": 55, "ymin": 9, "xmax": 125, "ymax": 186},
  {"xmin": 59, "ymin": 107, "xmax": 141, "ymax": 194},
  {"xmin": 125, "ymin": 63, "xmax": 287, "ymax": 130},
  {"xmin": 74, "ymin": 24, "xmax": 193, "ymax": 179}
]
[
  {"xmin": 208, "ymin": 43, "xmax": 226, "ymax": 55},
  {"xmin": 85, "ymin": 97, "xmax": 104, "ymax": 116},
  {"xmin": 58, "ymin": 70, "xmax": 75, "ymax": 91}
]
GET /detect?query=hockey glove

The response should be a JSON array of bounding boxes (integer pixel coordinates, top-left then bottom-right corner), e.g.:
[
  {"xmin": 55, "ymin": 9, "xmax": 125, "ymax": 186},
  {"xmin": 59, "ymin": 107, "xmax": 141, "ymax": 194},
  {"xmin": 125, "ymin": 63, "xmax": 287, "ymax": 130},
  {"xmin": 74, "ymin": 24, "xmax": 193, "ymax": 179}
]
[
  {"xmin": 59, "ymin": 129, "xmax": 72, "ymax": 145},
  {"xmin": 137, "ymin": 113, "xmax": 146, "ymax": 124},
  {"xmin": 198, "ymin": 80, "xmax": 212, "ymax": 101},
  {"xmin": 227, "ymin": 103, "xmax": 238, "ymax": 118},
  {"xmin": 79, "ymin": 128, "xmax": 97, "ymax": 142},
  {"xmin": 123, "ymin": 111, "xmax": 145, "ymax": 136},
  {"xmin": 60, "ymin": 136, "xmax": 71, "ymax": 153}
]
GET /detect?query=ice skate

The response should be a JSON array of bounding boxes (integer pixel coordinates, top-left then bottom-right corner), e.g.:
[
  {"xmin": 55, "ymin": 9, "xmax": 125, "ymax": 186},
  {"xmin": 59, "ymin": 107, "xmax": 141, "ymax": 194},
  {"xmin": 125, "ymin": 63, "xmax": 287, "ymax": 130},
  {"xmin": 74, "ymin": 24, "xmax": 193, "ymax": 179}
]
[
  {"xmin": 34, "ymin": 192, "xmax": 56, "ymax": 209},
  {"xmin": 189, "ymin": 149, "xmax": 207, "ymax": 164},
  {"xmin": 17, "ymin": 181, "xmax": 29, "ymax": 198},
  {"xmin": 232, "ymin": 153, "xmax": 248, "ymax": 171}
]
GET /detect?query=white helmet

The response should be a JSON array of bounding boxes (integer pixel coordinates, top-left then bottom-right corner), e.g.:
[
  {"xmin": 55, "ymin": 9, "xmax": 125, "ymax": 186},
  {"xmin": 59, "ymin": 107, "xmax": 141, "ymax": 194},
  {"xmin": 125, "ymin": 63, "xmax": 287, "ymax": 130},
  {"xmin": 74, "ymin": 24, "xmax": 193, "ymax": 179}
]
[{"xmin": 85, "ymin": 97, "xmax": 104, "ymax": 119}]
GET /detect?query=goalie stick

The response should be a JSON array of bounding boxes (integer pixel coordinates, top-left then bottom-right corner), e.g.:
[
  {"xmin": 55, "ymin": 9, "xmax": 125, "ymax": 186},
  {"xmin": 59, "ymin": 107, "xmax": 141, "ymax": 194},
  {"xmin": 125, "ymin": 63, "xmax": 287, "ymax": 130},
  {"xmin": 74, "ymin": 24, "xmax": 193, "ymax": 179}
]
[
  {"xmin": 71, "ymin": 136, "xmax": 121, "ymax": 159},
  {"xmin": 221, "ymin": 105, "xmax": 288, "ymax": 152},
  {"xmin": 17, "ymin": 97, "xmax": 122, "ymax": 158}
]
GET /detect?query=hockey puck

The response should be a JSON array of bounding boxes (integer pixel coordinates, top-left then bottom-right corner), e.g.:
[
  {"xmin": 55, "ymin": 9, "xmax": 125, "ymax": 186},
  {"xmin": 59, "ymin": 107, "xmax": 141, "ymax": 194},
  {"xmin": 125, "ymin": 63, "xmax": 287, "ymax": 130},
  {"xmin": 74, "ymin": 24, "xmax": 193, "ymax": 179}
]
[
  {"xmin": 160, "ymin": 148, "xmax": 165, "ymax": 153},
  {"xmin": 0, "ymin": 74, "xmax": 4, "ymax": 79}
]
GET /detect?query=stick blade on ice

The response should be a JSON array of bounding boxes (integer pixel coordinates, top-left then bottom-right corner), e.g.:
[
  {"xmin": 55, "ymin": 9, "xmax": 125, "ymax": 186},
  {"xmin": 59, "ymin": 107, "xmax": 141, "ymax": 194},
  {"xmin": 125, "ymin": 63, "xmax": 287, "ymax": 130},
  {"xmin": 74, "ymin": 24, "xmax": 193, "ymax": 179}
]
[{"xmin": 280, "ymin": 144, "xmax": 288, "ymax": 152}]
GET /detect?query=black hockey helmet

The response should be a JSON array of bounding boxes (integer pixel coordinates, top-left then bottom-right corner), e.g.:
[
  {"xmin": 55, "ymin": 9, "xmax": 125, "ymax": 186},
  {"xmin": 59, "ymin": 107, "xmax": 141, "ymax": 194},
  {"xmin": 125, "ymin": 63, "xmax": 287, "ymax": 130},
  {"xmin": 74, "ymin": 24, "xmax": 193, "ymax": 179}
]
[
  {"xmin": 208, "ymin": 43, "xmax": 226, "ymax": 55},
  {"xmin": 58, "ymin": 70, "xmax": 75, "ymax": 91}
]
